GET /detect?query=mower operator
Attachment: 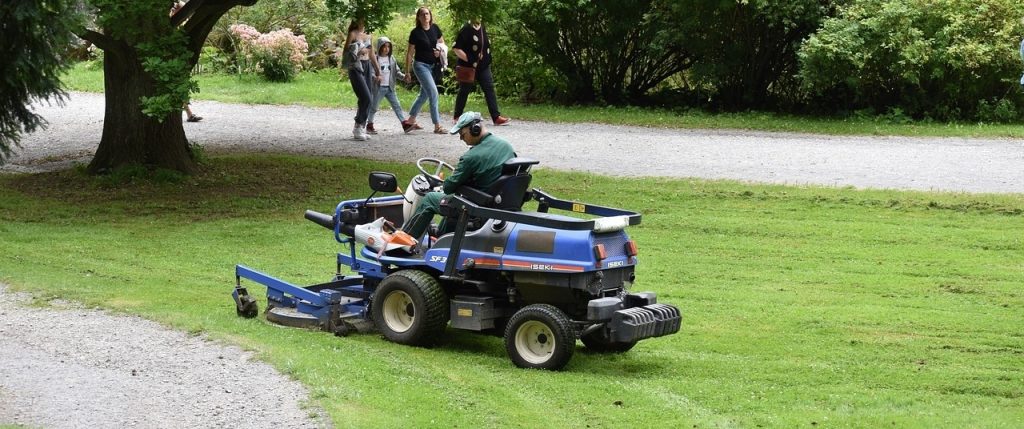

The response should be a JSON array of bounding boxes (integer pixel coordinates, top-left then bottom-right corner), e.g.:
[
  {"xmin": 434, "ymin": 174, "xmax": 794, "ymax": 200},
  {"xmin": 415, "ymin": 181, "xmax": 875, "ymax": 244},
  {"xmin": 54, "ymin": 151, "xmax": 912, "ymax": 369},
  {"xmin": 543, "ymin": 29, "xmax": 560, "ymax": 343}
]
[{"xmin": 402, "ymin": 111, "xmax": 516, "ymax": 239}]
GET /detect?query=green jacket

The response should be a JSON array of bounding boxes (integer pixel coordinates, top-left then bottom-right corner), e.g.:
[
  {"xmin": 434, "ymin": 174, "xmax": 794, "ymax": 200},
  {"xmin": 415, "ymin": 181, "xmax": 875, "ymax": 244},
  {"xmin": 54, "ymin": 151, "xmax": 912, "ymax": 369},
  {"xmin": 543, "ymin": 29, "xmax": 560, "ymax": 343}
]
[{"xmin": 442, "ymin": 133, "xmax": 516, "ymax": 194}]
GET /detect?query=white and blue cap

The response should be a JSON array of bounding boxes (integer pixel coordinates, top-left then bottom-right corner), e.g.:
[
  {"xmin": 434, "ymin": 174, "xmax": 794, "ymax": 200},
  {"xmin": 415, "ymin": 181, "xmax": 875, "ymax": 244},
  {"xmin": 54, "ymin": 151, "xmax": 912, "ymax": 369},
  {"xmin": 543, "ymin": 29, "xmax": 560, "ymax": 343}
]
[{"xmin": 449, "ymin": 111, "xmax": 483, "ymax": 134}]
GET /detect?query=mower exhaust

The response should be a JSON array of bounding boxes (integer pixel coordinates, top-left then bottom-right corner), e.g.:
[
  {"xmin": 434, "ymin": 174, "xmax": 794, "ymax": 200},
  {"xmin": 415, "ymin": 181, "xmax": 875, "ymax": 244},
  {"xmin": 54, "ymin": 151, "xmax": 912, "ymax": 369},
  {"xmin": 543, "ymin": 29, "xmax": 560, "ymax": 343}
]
[{"xmin": 304, "ymin": 210, "xmax": 335, "ymax": 230}]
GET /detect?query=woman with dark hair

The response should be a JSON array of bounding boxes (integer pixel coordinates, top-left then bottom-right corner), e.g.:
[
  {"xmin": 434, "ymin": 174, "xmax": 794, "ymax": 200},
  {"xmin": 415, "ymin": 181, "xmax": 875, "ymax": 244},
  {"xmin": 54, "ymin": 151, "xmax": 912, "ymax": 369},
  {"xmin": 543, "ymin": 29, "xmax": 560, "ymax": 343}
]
[
  {"xmin": 403, "ymin": 6, "xmax": 446, "ymax": 134},
  {"xmin": 342, "ymin": 20, "xmax": 381, "ymax": 141}
]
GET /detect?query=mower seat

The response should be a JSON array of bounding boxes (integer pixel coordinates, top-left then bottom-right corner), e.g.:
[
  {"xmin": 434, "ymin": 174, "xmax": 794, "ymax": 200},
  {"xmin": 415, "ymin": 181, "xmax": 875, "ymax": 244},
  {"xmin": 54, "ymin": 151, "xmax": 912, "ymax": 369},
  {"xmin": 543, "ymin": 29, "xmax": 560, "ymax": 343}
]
[{"xmin": 455, "ymin": 157, "xmax": 539, "ymax": 211}]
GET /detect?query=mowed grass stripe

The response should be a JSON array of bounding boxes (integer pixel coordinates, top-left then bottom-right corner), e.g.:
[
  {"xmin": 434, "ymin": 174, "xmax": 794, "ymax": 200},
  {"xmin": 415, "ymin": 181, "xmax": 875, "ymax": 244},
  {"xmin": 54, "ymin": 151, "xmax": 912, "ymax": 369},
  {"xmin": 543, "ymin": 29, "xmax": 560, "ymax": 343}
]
[{"xmin": 1, "ymin": 154, "xmax": 1021, "ymax": 427}]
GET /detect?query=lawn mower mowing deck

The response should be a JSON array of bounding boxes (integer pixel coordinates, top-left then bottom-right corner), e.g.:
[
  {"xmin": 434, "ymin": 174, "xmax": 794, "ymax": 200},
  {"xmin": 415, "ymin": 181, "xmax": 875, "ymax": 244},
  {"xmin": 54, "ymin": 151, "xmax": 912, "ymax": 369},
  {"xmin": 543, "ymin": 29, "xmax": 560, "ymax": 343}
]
[{"xmin": 232, "ymin": 158, "xmax": 681, "ymax": 370}]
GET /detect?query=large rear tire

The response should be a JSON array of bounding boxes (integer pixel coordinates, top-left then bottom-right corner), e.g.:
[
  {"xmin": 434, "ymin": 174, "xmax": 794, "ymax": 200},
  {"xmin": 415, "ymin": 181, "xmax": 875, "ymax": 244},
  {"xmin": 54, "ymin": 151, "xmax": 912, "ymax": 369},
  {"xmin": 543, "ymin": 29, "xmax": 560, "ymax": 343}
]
[
  {"xmin": 504, "ymin": 304, "xmax": 575, "ymax": 370},
  {"xmin": 371, "ymin": 270, "xmax": 448, "ymax": 346}
]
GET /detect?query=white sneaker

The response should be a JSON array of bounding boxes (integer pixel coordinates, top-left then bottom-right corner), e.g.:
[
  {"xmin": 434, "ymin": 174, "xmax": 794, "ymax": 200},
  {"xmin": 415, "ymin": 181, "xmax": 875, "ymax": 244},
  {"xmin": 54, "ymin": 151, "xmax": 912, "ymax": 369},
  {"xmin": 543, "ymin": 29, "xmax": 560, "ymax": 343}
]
[
  {"xmin": 361, "ymin": 124, "xmax": 372, "ymax": 140},
  {"xmin": 353, "ymin": 124, "xmax": 368, "ymax": 141}
]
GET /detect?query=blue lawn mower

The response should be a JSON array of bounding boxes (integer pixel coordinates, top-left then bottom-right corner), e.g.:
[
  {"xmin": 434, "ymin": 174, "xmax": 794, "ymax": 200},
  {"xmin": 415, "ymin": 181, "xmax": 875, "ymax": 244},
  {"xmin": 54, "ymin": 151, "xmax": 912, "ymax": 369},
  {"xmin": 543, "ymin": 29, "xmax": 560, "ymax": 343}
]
[{"xmin": 232, "ymin": 157, "xmax": 681, "ymax": 370}]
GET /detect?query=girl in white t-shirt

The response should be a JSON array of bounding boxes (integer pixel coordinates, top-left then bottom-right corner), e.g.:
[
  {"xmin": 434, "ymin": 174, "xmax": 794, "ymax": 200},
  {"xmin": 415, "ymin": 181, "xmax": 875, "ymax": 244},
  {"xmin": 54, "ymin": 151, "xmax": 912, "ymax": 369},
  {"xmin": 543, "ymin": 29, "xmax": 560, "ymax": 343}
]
[{"xmin": 366, "ymin": 37, "xmax": 407, "ymax": 134}]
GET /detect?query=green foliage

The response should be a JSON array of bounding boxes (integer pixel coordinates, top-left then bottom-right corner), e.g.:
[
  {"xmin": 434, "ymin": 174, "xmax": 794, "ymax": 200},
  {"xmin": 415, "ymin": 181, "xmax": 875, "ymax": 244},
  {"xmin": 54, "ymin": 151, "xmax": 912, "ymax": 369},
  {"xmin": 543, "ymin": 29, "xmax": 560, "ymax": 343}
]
[
  {"xmin": 446, "ymin": 0, "xmax": 504, "ymax": 26},
  {"xmin": 137, "ymin": 30, "xmax": 199, "ymax": 118},
  {"xmin": 977, "ymin": 97, "xmax": 1020, "ymax": 123},
  {"xmin": 505, "ymin": 0, "xmax": 693, "ymax": 104},
  {"xmin": 62, "ymin": 63, "xmax": 1024, "ymax": 137},
  {"xmin": 199, "ymin": 46, "xmax": 233, "ymax": 73},
  {"xmin": 89, "ymin": 0, "xmax": 196, "ymax": 120},
  {"xmin": 254, "ymin": 43, "xmax": 299, "ymax": 82},
  {"xmin": 479, "ymin": 16, "xmax": 565, "ymax": 102},
  {"xmin": 799, "ymin": 0, "xmax": 1024, "ymax": 120},
  {"xmin": 666, "ymin": 0, "xmax": 845, "ymax": 109},
  {"xmin": 0, "ymin": 0, "xmax": 81, "ymax": 163},
  {"xmin": 189, "ymin": 141, "xmax": 207, "ymax": 164},
  {"xmin": 211, "ymin": 0, "xmax": 337, "ymax": 59},
  {"xmin": 325, "ymin": 0, "xmax": 403, "ymax": 32}
]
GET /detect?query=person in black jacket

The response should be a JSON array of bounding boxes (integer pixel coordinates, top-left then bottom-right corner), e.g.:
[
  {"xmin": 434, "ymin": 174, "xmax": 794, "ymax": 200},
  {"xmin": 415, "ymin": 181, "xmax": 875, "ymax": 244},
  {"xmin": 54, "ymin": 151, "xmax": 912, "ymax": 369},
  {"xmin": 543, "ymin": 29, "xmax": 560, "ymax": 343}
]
[{"xmin": 452, "ymin": 18, "xmax": 510, "ymax": 126}]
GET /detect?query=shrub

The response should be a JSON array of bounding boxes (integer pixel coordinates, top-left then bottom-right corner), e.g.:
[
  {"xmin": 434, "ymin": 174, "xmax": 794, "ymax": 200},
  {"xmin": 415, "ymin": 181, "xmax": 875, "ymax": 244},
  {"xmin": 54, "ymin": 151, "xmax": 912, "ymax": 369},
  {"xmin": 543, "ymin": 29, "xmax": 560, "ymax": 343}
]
[
  {"xmin": 210, "ymin": 0, "xmax": 337, "ymax": 66},
  {"xmin": 977, "ymin": 97, "xmax": 1020, "ymax": 123},
  {"xmin": 666, "ymin": 0, "xmax": 845, "ymax": 110},
  {"xmin": 799, "ymin": 0, "xmax": 1024, "ymax": 120},
  {"xmin": 229, "ymin": 24, "xmax": 309, "ymax": 82},
  {"xmin": 505, "ymin": 0, "xmax": 694, "ymax": 104}
]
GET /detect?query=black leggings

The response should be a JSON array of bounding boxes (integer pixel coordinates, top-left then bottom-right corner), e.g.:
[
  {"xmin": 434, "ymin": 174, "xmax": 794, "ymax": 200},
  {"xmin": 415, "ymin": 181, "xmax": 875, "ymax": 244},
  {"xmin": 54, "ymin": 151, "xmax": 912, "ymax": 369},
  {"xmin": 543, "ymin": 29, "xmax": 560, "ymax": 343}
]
[
  {"xmin": 349, "ymin": 61, "xmax": 373, "ymax": 125},
  {"xmin": 453, "ymin": 65, "xmax": 500, "ymax": 120}
]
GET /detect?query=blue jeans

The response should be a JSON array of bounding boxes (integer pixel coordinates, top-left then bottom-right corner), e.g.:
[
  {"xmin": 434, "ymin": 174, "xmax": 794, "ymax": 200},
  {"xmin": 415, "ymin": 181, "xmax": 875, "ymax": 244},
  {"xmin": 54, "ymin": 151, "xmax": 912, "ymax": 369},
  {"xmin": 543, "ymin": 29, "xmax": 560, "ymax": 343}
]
[
  {"xmin": 409, "ymin": 61, "xmax": 441, "ymax": 125},
  {"xmin": 368, "ymin": 86, "xmax": 405, "ymax": 124}
]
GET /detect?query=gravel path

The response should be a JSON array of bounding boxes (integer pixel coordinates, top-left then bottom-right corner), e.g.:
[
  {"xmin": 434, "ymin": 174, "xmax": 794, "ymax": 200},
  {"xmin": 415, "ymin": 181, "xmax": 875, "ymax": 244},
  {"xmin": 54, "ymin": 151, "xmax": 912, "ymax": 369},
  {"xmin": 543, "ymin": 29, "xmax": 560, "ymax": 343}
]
[
  {"xmin": 5, "ymin": 92, "xmax": 1023, "ymax": 193},
  {"xmin": 2, "ymin": 92, "xmax": 1023, "ymax": 428},
  {"xmin": 0, "ymin": 285, "xmax": 325, "ymax": 428}
]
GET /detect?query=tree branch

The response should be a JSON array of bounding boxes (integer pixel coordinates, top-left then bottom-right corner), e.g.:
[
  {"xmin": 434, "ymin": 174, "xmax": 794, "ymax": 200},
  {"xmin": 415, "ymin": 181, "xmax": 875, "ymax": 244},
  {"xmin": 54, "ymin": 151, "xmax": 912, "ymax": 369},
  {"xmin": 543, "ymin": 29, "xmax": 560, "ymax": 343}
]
[
  {"xmin": 78, "ymin": 29, "xmax": 120, "ymax": 52},
  {"xmin": 170, "ymin": 0, "xmax": 206, "ymax": 27},
  {"xmin": 184, "ymin": 0, "xmax": 258, "ymax": 64}
]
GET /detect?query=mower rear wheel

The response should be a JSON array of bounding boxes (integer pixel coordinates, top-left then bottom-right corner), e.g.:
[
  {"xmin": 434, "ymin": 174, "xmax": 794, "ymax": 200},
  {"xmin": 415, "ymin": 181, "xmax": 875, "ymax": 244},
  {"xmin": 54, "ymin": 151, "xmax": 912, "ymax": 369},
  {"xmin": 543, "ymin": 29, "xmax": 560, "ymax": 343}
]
[
  {"xmin": 505, "ymin": 304, "xmax": 575, "ymax": 370},
  {"xmin": 581, "ymin": 330, "xmax": 637, "ymax": 353},
  {"xmin": 371, "ymin": 270, "xmax": 448, "ymax": 347}
]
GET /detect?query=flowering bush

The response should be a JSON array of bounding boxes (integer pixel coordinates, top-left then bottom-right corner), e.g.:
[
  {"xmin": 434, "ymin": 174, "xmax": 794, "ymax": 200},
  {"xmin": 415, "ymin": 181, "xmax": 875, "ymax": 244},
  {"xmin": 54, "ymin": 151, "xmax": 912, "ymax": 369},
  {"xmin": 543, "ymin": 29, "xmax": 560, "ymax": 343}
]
[{"xmin": 229, "ymin": 24, "xmax": 308, "ymax": 82}]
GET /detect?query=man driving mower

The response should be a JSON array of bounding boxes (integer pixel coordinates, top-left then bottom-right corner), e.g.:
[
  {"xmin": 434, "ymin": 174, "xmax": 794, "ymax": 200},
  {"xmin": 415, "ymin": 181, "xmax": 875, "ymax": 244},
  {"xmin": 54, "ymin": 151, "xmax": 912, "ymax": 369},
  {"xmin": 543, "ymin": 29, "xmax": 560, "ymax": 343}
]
[{"xmin": 401, "ymin": 111, "xmax": 516, "ymax": 239}]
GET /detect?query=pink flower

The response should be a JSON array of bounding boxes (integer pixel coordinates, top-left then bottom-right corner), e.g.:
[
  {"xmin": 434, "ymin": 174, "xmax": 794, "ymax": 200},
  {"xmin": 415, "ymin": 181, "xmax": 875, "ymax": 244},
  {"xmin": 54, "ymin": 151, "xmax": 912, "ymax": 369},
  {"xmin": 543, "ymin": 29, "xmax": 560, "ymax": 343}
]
[
  {"xmin": 229, "ymin": 24, "xmax": 260, "ymax": 42},
  {"xmin": 230, "ymin": 24, "xmax": 308, "ymax": 70}
]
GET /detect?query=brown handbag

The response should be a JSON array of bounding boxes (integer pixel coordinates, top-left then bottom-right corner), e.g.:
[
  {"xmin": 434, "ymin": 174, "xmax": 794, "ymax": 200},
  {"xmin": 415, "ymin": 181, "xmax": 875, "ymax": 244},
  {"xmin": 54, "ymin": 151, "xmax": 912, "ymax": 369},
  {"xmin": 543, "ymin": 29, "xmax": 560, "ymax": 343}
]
[
  {"xmin": 455, "ymin": 25, "xmax": 484, "ymax": 84},
  {"xmin": 455, "ymin": 65, "xmax": 476, "ymax": 84}
]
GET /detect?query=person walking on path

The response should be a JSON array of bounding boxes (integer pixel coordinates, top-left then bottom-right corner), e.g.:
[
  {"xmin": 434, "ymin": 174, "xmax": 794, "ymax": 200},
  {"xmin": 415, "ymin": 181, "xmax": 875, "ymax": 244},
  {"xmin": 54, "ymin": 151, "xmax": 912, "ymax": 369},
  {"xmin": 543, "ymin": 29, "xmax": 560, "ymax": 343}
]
[
  {"xmin": 1019, "ymin": 34, "xmax": 1024, "ymax": 90},
  {"xmin": 366, "ymin": 37, "xmax": 406, "ymax": 134},
  {"xmin": 401, "ymin": 111, "xmax": 516, "ymax": 239},
  {"xmin": 403, "ymin": 6, "xmax": 446, "ymax": 134},
  {"xmin": 183, "ymin": 103, "xmax": 202, "ymax": 123},
  {"xmin": 452, "ymin": 18, "xmax": 509, "ymax": 126},
  {"xmin": 342, "ymin": 20, "xmax": 381, "ymax": 141}
]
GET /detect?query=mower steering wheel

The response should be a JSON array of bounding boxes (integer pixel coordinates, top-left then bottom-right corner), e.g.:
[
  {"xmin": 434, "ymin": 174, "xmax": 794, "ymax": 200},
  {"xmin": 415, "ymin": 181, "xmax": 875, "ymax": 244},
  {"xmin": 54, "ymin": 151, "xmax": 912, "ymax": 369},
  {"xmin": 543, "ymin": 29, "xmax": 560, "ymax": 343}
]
[{"xmin": 416, "ymin": 157, "xmax": 455, "ymax": 187}]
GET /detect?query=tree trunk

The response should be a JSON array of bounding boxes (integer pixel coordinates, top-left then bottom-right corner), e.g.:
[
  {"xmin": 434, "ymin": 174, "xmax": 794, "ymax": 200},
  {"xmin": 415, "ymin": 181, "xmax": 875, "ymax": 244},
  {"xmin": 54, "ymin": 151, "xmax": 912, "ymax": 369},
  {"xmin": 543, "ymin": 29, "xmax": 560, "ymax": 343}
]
[{"xmin": 87, "ymin": 45, "xmax": 195, "ymax": 174}]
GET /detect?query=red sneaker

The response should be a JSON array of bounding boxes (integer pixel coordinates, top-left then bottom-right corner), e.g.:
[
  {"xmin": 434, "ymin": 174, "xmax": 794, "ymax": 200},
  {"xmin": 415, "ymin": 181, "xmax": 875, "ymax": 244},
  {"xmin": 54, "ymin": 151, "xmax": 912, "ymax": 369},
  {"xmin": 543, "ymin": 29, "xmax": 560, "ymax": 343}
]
[
  {"xmin": 366, "ymin": 122, "xmax": 377, "ymax": 134},
  {"xmin": 402, "ymin": 120, "xmax": 415, "ymax": 133},
  {"xmin": 493, "ymin": 115, "xmax": 511, "ymax": 126}
]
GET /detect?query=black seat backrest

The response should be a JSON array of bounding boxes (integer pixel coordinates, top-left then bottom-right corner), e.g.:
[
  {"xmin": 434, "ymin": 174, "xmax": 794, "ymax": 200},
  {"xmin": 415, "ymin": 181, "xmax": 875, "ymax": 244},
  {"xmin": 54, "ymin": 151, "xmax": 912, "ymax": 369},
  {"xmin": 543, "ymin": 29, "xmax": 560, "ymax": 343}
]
[
  {"xmin": 486, "ymin": 157, "xmax": 539, "ymax": 211},
  {"xmin": 500, "ymin": 157, "xmax": 539, "ymax": 175}
]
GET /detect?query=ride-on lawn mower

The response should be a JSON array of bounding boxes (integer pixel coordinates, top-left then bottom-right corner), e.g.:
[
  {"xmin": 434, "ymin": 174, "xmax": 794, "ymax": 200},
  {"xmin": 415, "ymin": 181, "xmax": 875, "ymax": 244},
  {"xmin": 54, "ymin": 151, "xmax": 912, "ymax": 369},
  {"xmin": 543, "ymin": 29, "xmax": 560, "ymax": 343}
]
[{"xmin": 232, "ymin": 158, "xmax": 681, "ymax": 370}]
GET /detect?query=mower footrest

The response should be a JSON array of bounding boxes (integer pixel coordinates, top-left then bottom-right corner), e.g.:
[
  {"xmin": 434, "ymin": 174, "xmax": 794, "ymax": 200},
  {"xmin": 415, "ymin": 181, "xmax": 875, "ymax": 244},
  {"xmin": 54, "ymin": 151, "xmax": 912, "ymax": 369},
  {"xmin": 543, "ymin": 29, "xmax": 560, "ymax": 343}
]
[{"xmin": 610, "ymin": 303, "xmax": 681, "ymax": 343}]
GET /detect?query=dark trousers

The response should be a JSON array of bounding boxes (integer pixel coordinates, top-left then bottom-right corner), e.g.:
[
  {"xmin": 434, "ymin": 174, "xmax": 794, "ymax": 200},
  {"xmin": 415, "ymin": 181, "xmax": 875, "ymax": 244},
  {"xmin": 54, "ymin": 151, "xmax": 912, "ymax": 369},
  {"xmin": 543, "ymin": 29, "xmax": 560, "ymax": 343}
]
[
  {"xmin": 349, "ymin": 61, "xmax": 373, "ymax": 125},
  {"xmin": 453, "ymin": 65, "xmax": 500, "ymax": 121}
]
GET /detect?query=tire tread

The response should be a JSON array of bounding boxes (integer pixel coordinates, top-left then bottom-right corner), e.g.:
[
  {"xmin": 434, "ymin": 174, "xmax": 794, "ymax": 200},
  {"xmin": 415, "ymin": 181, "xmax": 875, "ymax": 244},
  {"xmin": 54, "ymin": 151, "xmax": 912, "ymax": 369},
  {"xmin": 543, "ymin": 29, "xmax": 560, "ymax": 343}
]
[{"xmin": 504, "ymin": 304, "xmax": 576, "ymax": 370}]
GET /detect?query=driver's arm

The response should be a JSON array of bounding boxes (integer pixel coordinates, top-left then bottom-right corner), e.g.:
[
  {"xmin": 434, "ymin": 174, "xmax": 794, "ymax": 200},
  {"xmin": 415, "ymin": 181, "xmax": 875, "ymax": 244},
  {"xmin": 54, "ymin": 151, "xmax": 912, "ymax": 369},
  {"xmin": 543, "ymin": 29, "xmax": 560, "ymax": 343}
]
[{"xmin": 442, "ymin": 155, "xmax": 474, "ymax": 194}]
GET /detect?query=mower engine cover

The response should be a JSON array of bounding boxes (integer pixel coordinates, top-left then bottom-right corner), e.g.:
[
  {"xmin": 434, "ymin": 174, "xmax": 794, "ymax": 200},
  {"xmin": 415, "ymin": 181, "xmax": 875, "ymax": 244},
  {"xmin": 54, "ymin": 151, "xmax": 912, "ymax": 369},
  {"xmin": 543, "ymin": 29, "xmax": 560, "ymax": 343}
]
[{"xmin": 353, "ymin": 217, "xmax": 417, "ymax": 253}]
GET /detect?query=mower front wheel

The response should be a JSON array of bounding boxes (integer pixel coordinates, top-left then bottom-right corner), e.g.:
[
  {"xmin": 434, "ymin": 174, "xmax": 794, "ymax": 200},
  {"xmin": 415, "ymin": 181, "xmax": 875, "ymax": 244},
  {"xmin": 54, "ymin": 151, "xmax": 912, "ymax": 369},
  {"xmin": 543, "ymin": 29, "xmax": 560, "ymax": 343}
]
[
  {"xmin": 371, "ymin": 270, "xmax": 448, "ymax": 347},
  {"xmin": 505, "ymin": 304, "xmax": 575, "ymax": 370}
]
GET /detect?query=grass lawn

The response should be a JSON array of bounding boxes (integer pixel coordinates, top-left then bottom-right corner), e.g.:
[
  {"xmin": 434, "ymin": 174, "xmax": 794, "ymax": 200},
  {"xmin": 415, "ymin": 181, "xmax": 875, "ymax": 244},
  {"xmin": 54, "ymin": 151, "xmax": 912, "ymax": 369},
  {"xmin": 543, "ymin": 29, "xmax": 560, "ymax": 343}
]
[
  {"xmin": 1, "ymin": 155, "xmax": 1022, "ymax": 427},
  {"xmin": 63, "ymin": 62, "xmax": 1024, "ymax": 138}
]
